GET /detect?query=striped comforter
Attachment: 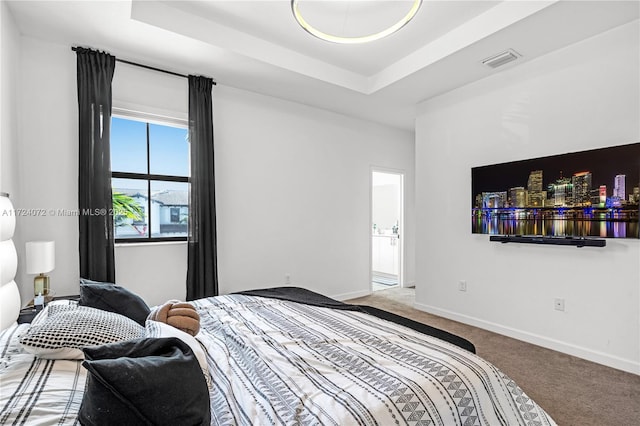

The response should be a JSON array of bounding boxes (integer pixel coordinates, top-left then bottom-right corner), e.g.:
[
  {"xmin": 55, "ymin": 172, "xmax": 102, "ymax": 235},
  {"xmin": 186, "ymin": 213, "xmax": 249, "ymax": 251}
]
[
  {"xmin": 0, "ymin": 324, "xmax": 84, "ymax": 425},
  {"xmin": 1, "ymin": 294, "xmax": 556, "ymax": 425},
  {"xmin": 193, "ymin": 295, "xmax": 556, "ymax": 426}
]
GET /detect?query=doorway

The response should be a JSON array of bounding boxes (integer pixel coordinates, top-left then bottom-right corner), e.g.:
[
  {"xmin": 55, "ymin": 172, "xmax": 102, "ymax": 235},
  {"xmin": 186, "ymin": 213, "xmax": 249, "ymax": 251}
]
[{"xmin": 371, "ymin": 169, "xmax": 403, "ymax": 292}]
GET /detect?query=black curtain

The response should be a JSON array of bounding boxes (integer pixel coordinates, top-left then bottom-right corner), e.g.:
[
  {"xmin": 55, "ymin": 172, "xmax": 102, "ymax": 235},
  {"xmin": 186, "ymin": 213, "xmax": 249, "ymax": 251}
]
[
  {"xmin": 76, "ymin": 48, "xmax": 116, "ymax": 282},
  {"xmin": 186, "ymin": 75, "xmax": 218, "ymax": 300}
]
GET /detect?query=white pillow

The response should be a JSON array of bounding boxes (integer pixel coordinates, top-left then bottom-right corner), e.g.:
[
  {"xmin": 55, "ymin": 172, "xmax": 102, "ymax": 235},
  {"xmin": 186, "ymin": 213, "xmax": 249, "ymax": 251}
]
[
  {"xmin": 20, "ymin": 305, "xmax": 145, "ymax": 359},
  {"xmin": 145, "ymin": 320, "xmax": 211, "ymax": 389},
  {"xmin": 29, "ymin": 299, "xmax": 78, "ymax": 327}
]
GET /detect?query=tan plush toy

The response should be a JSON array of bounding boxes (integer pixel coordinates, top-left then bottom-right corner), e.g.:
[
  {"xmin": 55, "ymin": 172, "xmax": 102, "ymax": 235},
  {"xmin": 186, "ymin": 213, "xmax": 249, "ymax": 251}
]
[{"xmin": 148, "ymin": 300, "xmax": 200, "ymax": 336}]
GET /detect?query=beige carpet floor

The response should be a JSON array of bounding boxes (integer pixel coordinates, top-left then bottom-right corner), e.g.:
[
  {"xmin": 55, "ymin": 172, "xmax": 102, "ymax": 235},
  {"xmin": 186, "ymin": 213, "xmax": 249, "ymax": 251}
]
[{"xmin": 348, "ymin": 287, "xmax": 640, "ymax": 426}]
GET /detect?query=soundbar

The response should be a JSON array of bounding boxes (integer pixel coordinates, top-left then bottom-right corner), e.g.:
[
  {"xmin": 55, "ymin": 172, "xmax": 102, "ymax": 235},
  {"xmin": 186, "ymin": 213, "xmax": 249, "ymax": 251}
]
[{"xmin": 489, "ymin": 235, "xmax": 606, "ymax": 248}]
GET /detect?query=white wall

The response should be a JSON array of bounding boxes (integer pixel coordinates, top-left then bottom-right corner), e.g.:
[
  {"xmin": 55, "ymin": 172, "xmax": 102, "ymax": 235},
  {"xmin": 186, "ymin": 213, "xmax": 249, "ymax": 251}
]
[
  {"xmin": 11, "ymin": 35, "xmax": 415, "ymax": 304},
  {"xmin": 114, "ymin": 242, "xmax": 187, "ymax": 306},
  {"xmin": 214, "ymin": 86, "xmax": 415, "ymax": 299},
  {"xmin": 415, "ymin": 21, "xmax": 639, "ymax": 374},
  {"xmin": 1, "ymin": 2, "xmax": 20, "ymax": 215},
  {"xmin": 15, "ymin": 37, "xmax": 78, "ymax": 304}
]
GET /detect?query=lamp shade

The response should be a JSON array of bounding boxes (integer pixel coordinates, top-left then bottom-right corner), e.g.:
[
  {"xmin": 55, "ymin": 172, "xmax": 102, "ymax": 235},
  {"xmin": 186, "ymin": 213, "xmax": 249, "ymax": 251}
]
[{"xmin": 25, "ymin": 241, "xmax": 55, "ymax": 274}]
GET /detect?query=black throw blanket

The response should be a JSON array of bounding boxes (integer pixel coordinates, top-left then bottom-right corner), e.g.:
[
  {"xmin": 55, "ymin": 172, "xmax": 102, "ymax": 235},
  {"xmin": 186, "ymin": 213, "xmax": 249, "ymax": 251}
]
[{"xmin": 235, "ymin": 287, "xmax": 475, "ymax": 353}]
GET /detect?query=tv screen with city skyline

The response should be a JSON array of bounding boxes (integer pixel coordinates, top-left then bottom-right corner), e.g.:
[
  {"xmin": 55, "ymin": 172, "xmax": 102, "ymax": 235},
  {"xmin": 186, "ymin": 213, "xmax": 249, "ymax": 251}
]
[{"xmin": 472, "ymin": 142, "xmax": 640, "ymax": 239}]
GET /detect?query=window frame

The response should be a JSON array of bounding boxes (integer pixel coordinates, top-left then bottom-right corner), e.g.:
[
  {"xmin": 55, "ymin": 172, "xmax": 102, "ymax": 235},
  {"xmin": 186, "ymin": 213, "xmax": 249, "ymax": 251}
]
[{"xmin": 111, "ymin": 111, "xmax": 189, "ymax": 243}]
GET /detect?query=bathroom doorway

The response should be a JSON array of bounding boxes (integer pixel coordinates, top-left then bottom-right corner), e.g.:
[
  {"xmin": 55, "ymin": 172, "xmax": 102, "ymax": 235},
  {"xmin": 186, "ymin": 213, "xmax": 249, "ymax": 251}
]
[{"xmin": 371, "ymin": 169, "xmax": 403, "ymax": 291}]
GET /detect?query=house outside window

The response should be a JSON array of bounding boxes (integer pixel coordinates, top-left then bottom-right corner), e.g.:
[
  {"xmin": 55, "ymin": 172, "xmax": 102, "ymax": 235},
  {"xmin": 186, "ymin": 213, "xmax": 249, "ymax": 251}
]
[{"xmin": 111, "ymin": 113, "xmax": 189, "ymax": 242}]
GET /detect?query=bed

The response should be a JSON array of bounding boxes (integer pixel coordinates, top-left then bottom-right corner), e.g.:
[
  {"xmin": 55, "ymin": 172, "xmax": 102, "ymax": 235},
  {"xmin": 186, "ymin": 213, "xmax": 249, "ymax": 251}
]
[
  {"xmin": 1, "ymin": 290, "xmax": 556, "ymax": 425},
  {"xmin": 0, "ymin": 196, "xmax": 556, "ymax": 425}
]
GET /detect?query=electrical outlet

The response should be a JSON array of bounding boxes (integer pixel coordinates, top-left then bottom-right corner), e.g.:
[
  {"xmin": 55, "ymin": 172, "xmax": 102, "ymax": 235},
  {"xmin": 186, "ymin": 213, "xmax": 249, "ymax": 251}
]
[
  {"xmin": 285, "ymin": 274, "xmax": 291, "ymax": 285},
  {"xmin": 458, "ymin": 280, "xmax": 467, "ymax": 292},
  {"xmin": 554, "ymin": 298, "xmax": 565, "ymax": 311}
]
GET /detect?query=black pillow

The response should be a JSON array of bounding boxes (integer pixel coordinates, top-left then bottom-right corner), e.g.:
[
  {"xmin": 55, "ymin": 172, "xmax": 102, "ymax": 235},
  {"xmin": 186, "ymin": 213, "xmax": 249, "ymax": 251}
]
[
  {"xmin": 79, "ymin": 280, "xmax": 150, "ymax": 326},
  {"xmin": 79, "ymin": 337, "xmax": 210, "ymax": 426}
]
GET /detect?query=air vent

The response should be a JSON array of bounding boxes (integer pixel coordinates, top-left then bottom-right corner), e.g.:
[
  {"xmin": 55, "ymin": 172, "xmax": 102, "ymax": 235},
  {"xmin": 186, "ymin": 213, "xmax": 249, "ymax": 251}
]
[{"xmin": 481, "ymin": 49, "xmax": 521, "ymax": 69}]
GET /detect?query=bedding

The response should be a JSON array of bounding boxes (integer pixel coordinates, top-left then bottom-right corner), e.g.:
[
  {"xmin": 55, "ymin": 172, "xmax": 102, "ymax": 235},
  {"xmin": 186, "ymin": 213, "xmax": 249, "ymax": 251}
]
[
  {"xmin": 0, "ymin": 288, "xmax": 556, "ymax": 425},
  {"xmin": 0, "ymin": 323, "xmax": 86, "ymax": 425},
  {"xmin": 194, "ymin": 293, "xmax": 555, "ymax": 425},
  {"xmin": 19, "ymin": 303, "xmax": 145, "ymax": 359},
  {"xmin": 79, "ymin": 279, "xmax": 151, "ymax": 326},
  {"xmin": 146, "ymin": 319, "xmax": 211, "ymax": 385},
  {"xmin": 236, "ymin": 286, "xmax": 476, "ymax": 353},
  {"xmin": 79, "ymin": 337, "xmax": 210, "ymax": 426}
]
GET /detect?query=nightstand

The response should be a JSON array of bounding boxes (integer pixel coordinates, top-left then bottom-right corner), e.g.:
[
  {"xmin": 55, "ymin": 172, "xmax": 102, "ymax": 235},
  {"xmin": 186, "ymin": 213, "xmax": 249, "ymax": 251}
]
[{"xmin": 17, "ymin": 307, "xmax": 40, "ymax": 324}]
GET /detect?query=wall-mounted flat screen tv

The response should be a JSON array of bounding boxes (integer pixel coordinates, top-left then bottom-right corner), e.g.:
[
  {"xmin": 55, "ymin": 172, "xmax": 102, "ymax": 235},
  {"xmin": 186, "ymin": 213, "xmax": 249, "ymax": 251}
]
[{"xmin": 472, "ymin": 142, "xmax": 640, "ymax": 239}]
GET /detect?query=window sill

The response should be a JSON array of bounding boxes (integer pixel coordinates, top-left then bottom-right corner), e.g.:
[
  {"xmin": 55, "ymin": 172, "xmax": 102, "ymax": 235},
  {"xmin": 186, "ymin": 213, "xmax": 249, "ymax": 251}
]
[{"xmin": 115, "ymin": 240, "xmax": 187, "ymax": 248}]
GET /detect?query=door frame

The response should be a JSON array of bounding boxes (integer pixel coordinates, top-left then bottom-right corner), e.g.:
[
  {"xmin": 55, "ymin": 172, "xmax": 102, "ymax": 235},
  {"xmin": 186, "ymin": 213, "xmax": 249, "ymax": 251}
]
[{"xmin": 370, "ymin": 166, "xmax": 405, "ymax": 291}]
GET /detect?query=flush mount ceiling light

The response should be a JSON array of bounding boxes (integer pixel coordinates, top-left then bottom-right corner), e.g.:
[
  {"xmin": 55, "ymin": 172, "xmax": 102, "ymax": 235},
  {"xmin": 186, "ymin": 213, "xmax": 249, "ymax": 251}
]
[{"xmin": 291, "ymin": 0, "xmax": 423, "ymax": 44}]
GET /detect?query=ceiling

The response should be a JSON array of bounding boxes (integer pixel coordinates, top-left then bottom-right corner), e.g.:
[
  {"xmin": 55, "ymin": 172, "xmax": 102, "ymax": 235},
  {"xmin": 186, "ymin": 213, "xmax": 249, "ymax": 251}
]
[{"xmin": 6, "ymin": 1, "xmax": 639, "ymax": 131}]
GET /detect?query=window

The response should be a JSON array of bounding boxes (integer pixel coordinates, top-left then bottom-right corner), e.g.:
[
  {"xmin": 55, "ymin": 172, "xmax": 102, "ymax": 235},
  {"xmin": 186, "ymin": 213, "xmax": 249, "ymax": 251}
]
[
  {"xmin": 170, "ymin": 208, "xmax": 180, "ymax": 223},
  {"xmin": 111, "ymin": 114, "xmax": 189, "ymax": 242}
]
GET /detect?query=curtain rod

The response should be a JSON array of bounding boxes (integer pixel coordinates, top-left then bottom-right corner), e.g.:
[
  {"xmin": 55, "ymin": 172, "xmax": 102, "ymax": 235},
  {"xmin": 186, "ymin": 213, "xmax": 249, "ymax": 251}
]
[{"xmin": 71, "ymin": 47, "xmax": 216, "ymax": 85}]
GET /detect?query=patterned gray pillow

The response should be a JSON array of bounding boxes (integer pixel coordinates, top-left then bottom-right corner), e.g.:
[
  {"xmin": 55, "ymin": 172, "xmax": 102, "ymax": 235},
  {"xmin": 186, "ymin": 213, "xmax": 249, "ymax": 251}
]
[{"xmin": 19, "ymin": 305, "xmax": 144, "ymax": 359}]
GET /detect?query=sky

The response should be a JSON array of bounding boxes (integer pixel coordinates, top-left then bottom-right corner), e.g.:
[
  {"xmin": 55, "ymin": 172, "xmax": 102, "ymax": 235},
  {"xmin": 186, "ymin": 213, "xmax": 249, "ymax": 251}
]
[
  {"xmin": 472, "ymin": 142, "xmax": 640, "ymax": 202},
  {"xmin": 111, "ymin": 117, "xmax": 189, "ymax": 177}
]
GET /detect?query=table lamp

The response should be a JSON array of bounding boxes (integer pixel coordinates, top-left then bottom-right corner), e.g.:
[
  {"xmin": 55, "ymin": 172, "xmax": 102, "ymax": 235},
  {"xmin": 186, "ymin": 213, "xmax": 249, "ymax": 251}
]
[{"xmin": 26, "ymin": 241, "xmax": 55, "ymax": 296}]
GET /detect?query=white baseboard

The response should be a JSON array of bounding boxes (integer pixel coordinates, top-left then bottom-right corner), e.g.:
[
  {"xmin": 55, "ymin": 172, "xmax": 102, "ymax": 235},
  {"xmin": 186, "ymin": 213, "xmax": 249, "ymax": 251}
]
[
  {"xmin": 332, "ymin": 289, "xmax": 371, "ymax": 302},
  {"xmin": 414, "ymin": 302, "xmax": 640, "ymax": 376},
  {"xmin": 403, "ymin": 281, "xmax": 416, "ymax": 288}
]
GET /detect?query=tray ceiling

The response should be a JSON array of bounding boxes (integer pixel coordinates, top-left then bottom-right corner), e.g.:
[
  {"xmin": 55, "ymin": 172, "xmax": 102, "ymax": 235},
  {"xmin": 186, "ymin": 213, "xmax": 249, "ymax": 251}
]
[{"xmin": 6, "ymin": 1, "xmax": 639, "ymax": 130}]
